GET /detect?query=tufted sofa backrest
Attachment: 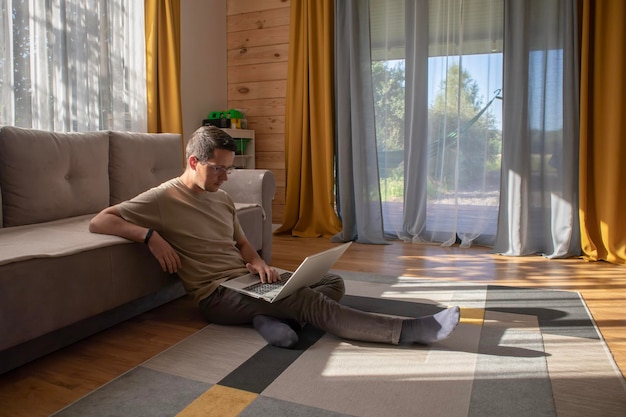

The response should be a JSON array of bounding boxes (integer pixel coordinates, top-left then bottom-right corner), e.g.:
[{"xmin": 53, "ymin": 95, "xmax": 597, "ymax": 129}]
[
  {"xmin": 108, "ymin": 131, "xmax": 184, "ymax": 205},
  {"xmin": 0, "ymin": 126, "xmax": 110, "ymax": 227},
  {"xmin": 0, "ymin": 127, "xmax": 184, "ymax": 228}
]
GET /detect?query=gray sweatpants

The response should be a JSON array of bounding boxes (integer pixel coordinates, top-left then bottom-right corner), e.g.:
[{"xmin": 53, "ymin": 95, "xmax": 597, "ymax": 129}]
[{"xmin": 199, "ymin": 273, "xmax": 403, "ymax": 344}]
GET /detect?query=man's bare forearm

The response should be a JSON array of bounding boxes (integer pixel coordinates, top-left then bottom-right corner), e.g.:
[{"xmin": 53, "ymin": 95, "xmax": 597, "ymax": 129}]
[{"xmin": 89, "ymin": 206, "xmax": 150, "ymax": 243}]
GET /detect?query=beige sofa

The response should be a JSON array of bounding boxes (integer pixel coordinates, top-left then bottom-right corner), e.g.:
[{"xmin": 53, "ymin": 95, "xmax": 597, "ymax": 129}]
[{"xmin": 0, "ymin": 126, "xmax": 275, "ymax": 374}]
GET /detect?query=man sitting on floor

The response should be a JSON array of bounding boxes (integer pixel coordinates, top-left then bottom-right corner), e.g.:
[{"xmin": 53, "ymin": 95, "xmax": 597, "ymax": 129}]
[{"xmin": 89, "ymin": 125, "xmax": 460, "ymax": 348}]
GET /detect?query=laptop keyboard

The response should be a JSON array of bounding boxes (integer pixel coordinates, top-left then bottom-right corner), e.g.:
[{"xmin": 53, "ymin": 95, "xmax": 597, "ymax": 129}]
[{"xmin": 243, "ymin": 272, "xmax": 292, "ymax": 295}]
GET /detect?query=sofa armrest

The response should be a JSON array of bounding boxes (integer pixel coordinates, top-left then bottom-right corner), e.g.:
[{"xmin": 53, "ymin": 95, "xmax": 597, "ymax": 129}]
[{"xmin": 220, "ymin": 169, "xmax": 276, "ymax": 262}]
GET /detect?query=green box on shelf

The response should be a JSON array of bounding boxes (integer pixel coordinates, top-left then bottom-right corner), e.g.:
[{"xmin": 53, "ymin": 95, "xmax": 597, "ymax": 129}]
[
  {"xmin": 234, "ymin": 138, "xmax": 251, "ymax": 155},
  {"xmin": 204, "ymin": 109, "xmax": 245, "ymax": 129}
]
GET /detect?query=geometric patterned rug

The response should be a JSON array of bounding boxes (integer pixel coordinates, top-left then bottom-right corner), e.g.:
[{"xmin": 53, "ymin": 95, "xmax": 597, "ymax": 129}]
[{"xmin": 52, "ymin": 270, "xmax": 626, "ymax": 417}]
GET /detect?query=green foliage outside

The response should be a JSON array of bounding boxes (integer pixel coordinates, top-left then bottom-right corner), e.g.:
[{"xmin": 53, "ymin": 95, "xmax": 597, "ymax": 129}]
[
  {"xmin": 429, "ymin": 63, "xmax": 502, "ymax": 193},
  {"xmin": 372, "ymin": 60, "xmax": 502, "ymax": 201},
  {"xmin": 372, "ymin": 61, "xmax": 406, "ymax": 153},
  {"xmin": 372, "ymin": 61, "xmax": 405, "ymax": 201}
]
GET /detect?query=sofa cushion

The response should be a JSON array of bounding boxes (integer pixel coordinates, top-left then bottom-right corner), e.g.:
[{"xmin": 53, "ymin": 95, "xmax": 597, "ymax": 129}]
[
  {"xmin": 0, "ymin": 215, "xmax": 130, "ymax": 266},
  {"xmin": 234, "ymin": 203, "xmax": 264, "ymax": 251},
  {"xmin": 109, "ymin": 131, "xmax": 184, "ymax": 205},
  {"xmin": 0, "ymin": 237, "xmax": 182, "ymax": 353},
  {"xmin": 0, "ymin": 126, "xmax": 110, "ymax": 227}
]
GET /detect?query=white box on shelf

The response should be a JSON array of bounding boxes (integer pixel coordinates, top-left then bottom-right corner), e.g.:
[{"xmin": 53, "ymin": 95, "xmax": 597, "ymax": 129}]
[{"xmin": 222, "ymin": 128, "xmax": 255, "ymax": 169}]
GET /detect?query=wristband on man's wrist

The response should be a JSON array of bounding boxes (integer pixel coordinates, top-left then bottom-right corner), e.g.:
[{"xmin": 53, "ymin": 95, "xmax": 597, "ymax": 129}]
[{"xmin": 144, "ymin": 228, "xmax": 154, "ymax": 244}]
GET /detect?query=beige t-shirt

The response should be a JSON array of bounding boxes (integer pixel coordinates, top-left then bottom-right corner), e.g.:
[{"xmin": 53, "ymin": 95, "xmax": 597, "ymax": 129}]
[{"xmin": 117, "ymin": 177, "xmax": 249, "ymax": 302}]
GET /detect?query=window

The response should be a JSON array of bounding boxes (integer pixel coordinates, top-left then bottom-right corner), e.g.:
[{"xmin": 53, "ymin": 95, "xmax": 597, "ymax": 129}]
[
  {"xmin": 370, "ymin": 0, "xmax": 503, "ymax": 245},
  {"xmin": 0, "ymin": 0, "xmax": 146, "ymax": 132}
]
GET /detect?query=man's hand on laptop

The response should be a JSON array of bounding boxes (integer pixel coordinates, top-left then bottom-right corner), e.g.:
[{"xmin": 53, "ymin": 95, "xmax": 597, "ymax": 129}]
[{"xmin": 246, "ymin": 261, "xmax": 280, "ymax": 283}]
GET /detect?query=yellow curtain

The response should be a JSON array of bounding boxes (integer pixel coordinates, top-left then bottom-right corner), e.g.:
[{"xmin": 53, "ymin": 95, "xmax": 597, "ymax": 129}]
[
  {"xmin": 579, "ymin": 0, "xmax": 626, "ymax": 265},
  {"xmin": 144, "ymin": 0, "xmax": 183, "ymax": 136},
  {"xmin": 275, "ymin": 0, "xmax": 342, "ymax": 238}
]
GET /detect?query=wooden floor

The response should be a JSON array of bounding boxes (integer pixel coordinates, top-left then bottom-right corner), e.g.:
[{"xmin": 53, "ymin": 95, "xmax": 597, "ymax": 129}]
[{"xmin": 1, "ymin": 236, "xmax": 625, "ymax": 417}]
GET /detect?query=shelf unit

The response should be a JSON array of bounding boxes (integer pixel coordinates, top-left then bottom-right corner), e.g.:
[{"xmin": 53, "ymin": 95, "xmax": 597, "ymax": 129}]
[{"xmin": 222, "ymin": 128, "xmax": 255, "ymax": 169}]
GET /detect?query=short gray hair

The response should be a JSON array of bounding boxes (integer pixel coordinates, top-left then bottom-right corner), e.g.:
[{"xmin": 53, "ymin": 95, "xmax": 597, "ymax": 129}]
[{"xmin": 185, "ymin": 125, "xmax": 237, "ymax": 162}]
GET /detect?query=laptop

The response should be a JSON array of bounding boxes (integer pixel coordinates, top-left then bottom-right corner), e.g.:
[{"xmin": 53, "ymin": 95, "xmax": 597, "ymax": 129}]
[{"xmin": 220, "ymin": 242, "xmax": 352, "ymax": 303}]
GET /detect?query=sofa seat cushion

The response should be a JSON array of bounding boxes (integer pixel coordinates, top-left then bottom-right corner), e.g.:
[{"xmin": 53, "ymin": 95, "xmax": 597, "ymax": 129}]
[
  {"xmin": 0, "ymin": 215, "xmax": 130, "ymax": 266},
  {"xmin": 0, "ymin": 237, "xmax": 182, "ymax": 352},
  {"xmin": 0, "ymin": 205, "xmax": 265, "ymax": 267},
  {"xmin": 0, "ymin": 127, "xmax": 110, "ymax": 227}
]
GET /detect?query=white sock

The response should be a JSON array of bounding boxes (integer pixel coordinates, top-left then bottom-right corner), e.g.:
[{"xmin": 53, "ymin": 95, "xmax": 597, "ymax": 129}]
[{"xmin": 399, "ymin": 306, "xmax": 461, "ymax": 344}]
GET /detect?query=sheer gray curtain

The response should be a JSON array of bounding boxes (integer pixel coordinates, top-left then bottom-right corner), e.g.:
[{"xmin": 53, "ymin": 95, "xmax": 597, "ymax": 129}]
[
  {"xmin": 495, "ymin": 0, "xmax": 580, "ymax": 257},
  {"xmin": 401, "ymin": 0, "xmax": 430, "ymax": 242},
  {"xmin": 401, "ymin": 0, "xmax": 503, "ymax": 248},
  {"xmin": 333, "ymin": 0, "xmax": 580, "ymax": 257},
  {"xmin": 332, "ymin": 0, "xmax": 388, "ymax": 244}
]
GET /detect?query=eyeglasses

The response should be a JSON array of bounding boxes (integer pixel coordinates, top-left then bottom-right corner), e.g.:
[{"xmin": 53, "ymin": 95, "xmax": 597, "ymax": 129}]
[{"xmin": 199, "ymin": 160, "xmax": 236, "ymax": 175}]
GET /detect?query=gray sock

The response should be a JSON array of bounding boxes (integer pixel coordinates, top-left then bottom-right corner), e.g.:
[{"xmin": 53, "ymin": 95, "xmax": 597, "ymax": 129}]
[
  {"xmin": 399, "ymin": 306, "xmax": 461, "ymax": 345},
  {"xmin": 252, "ymin": 315, "xmax": 299, "ymax": 348}
]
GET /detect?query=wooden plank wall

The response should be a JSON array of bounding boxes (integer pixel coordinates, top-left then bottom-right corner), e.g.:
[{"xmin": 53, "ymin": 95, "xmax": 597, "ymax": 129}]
[{"xmin": 226, "ymin": 0, "xmax": 290, "ymax": 224}]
